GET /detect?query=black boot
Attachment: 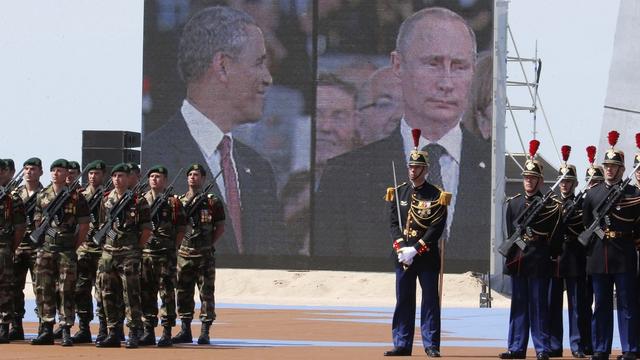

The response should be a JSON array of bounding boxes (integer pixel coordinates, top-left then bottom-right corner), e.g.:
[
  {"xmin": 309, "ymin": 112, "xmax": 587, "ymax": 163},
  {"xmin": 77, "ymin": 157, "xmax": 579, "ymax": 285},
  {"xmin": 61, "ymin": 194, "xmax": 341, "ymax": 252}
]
[
  {"xmin": 71, "ymin": 319, "xmax": 92, "ymax": 344},
  {"xmin": 95, "ymin": 319, "xmax": 108, "ymax": 344},
  {"xmin": 125, "ymin": 328, "xmax": 139, "ymax": 349},
  {"xmin": 0, "ymin": 324, "xmax": 10, "ymax": 344},
  {"xmin": 8, "ymin": 318, "xmax": 24, "ymax": 341},
  {"xmin": 61, "ymin": 326, "xmax": 73, "ymax": 347},
  {"xmin": 31, "ymin": 322, "xmax": 54, "ymax": 345},
  {"xmin": 157, "ymin": 326, "xmax": 172, "ymax": 347},
  {"xmin": 53, "ymin": 324, "xmax": 63, "ymax": 339},
  {"xmin": 95, "ymin": 329, "xmax": 120, "ymax": 348},
  {"xmin": 139, "ymin": 325, "xmax": 156, "ymax": 346},
  {"xmin": 197, "ymin": 322, "xmax": 211, "ymax": 345},
  {"xmin": 171, "ymin": 320, "xmax": 192, "ymax": 343}
]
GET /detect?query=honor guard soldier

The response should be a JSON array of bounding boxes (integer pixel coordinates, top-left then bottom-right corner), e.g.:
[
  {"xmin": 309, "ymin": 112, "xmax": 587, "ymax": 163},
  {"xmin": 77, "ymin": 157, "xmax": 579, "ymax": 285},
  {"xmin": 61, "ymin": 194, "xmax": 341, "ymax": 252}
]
[
  {"xmin": 0, "ymin": 159, "xmax": 26, "ymax": 343},
  {"xmin": 383, "ymin": 129, "xmax": 449, "ymax": 358},
  {"xmin": 634, "ymin": 134, "xmax": 640, "ymax": 190},
  {"xmin": 172, "ymin": 164, "xmax": 225, "ymax": 345},
  {"xmin": 139, "ymin": 165, "xmax": 186, "ymax": 347},
  {"xmin": 499, "ymin": 140, "xmax": 563, "ymax": 360},
  {"xmin": 10, "ymin": 157, "xmax": 44, "ymax": 340},
  {"xmin": 31, "ymin": 159, "xmax": 90, "ymax": 346},
  {"xmin": 72, "ymin": 160, "xmax": 107, "ymax": 343},
  {"xmin": 548, "ymin": 146, "xmax": 591, "ymax": 358},
  {"xmin": 582, "ymin": 131, "xmax": 640, "ymax": 360},
  {"xmin": 95, "ymin": 163, "xmax": 152, "ymax": 348}
]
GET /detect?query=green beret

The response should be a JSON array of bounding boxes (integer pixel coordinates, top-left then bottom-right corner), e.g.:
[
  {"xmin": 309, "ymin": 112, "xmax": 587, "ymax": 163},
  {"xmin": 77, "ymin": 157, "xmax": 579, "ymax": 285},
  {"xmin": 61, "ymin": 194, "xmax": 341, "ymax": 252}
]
[
  {"xmin": 67, "ymin": 161, "xmax": 80, "ymax": 171},
  {"xmin": 86, "ymin": 160, "xmax": 106, "ymax": 172},
  {"xmin": 23, "ymin": 157, "xmax": 42, "ymax": 168},
  {"xmin": 126, "ymin": 162, "xmax": 140, "ymax": 173},
  {"xmin": 186, "ymin": 163, "xmax": 206, "ymax": 176},
  {"xmin": 50, "ymin": 159, "xmax": 69, "ymax": 171},
  {"xmin": 147, "ymin": 165, "xmax": 168, "ymax": 177},
  {"xmin": 3, "ymin": 159, "xmax": 15, "ymax": 171},
  {"xmin": 111, "ymin": 162, "xmax": 131, "ymax": 175}
]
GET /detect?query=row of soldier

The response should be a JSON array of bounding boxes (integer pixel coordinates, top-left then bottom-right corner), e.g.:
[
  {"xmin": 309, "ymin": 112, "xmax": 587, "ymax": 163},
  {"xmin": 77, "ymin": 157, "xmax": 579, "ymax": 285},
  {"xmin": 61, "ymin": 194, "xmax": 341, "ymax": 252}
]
[
  {"xmin": 499, "ymin": 131, "xmax": 640, "ymax": 360},
  {"xmin": 0, "ymin": 158, "xmax": 224, "ymax": 348}
]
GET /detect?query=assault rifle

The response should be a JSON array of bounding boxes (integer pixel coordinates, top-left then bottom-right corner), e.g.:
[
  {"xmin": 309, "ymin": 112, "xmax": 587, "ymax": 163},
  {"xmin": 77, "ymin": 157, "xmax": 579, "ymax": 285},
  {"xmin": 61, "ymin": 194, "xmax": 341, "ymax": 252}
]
[
  {"xmin": 498, "ymin": 174, "xmax": 566, "ymax": 257},
  {"xmin": 30, "ymin": 167, "xmax": 89, "ymax": 244},
  {"xmin": 24, "ymin": 191, "xmax": 39, "ymax": 226},
  {"xmin": 578, "ymin": 162, "xmax": 640, "ymax": 247},
  {"xmin": 0, "ymin": 169, "xmax": 24, "ymax": 203},
  {"xmin": 92, "ymin": 178, "xmax": 148, "ymax": 246}
]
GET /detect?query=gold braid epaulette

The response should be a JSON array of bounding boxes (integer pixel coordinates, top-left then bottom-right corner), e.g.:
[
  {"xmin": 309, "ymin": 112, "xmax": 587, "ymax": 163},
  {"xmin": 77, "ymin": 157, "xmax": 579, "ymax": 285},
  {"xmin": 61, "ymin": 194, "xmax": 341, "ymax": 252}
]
[{"xmin": 384, "ymin": 182, "xmax": 407, "ymax": 202}]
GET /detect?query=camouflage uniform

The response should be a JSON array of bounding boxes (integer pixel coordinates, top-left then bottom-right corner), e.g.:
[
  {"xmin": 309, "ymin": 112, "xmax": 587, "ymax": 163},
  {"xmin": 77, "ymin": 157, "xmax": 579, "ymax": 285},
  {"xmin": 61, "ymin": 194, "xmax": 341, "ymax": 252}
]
[
  {"xmin": 74, "ymin": 184, "xmax": 105, "ymax": 323},
  {"xmin": 33, "ymin": 185, "xmax": 89, "ymax": 328},
  {"xmin": 176, "ymin": 191, "xmax": 224, "ymax": 324},
  {"xmin": 0, "ymin": 190, "xmax": 26, "ymax": 326},
  {"xmin": 141, "ymin": 191, "xmax": 185, "ymax": 328},
  {"xmin": 12, "ymin": 183, "xmax": 42, "ymax": 322},
  {"xmin": 97, "ymin": 190, "xmax": 151, "ymax": 331}
]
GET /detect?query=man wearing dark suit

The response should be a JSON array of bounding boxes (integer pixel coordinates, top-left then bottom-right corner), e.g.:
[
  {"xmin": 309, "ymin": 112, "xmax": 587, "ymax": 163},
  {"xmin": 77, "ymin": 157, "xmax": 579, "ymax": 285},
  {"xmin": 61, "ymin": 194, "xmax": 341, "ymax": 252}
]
[
  {"xmin": 314, "ymin": 7, "xmax": 491, "ymax": 272},
  {"xmin": 142, "ymin": 6, "xmax": 286, "ymax": 256}
]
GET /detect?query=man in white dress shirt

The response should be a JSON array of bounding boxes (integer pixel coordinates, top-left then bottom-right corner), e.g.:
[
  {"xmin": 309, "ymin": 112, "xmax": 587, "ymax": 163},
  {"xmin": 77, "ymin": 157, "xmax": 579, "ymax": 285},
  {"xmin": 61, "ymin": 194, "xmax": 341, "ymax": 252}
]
[{"xmin": 142, "ymin": 6, "xmax": 287, "ymax": 256}]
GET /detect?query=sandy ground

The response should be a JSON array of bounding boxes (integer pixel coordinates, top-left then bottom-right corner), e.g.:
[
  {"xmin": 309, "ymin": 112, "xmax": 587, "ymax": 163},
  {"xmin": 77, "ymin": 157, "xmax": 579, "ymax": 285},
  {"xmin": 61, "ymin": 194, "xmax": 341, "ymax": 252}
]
[{"xmin": 24, "ymin": 269, "xmax": 511, "ymax": 308}]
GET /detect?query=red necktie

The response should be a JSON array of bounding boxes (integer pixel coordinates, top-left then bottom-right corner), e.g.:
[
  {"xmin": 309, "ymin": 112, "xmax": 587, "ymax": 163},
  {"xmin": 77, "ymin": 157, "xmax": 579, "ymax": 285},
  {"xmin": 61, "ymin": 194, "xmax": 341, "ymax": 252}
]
[{"xmin": 219, "ymin": 135, "xmax": 244, "ymax": 253}]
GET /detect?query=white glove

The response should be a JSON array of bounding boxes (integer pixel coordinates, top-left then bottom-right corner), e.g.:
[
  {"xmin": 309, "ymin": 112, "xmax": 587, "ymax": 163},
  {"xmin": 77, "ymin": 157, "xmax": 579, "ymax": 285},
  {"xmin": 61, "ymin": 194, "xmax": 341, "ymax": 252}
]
[{"xmin": 397, "ymin": 246, "xmax": 418, "ymax": 265}]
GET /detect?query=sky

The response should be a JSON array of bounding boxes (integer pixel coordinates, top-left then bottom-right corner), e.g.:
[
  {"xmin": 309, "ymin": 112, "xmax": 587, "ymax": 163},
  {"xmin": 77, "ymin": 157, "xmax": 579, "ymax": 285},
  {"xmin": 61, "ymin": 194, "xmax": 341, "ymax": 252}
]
[
  {"xmin": 505, "ymin": 0, "xmax": 620, "ymax": 184},
  {"xmin": 0, "ymin": 0, "xmax": 621, "ymax": 184}
]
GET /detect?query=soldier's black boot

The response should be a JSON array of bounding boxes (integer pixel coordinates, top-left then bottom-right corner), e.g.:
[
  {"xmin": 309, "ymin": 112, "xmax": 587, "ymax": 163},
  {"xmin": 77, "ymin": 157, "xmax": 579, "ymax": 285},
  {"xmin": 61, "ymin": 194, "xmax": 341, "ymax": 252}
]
[
  {"xmin": 125, "ymin": 328, "xmax": 139, "ymax": 349},
  {"xmin": 8, "ymin": 318, "xmax": 24, "ymax": 341},
  {"xmin": 171, "ymin": 320, "xmax": 192, "ymax": 343},
  {"xmin": 60, "ymin": 326, "xmax": 73, "ymax": 347},
  {"xmin": 71, "ymin": 318, "xmax": 92, "ymax": 344},
  {"xmin": 197, "ymin": 322, "xmax": 211, "ymax": 345},
  {"xmin": 95, "ymin": 319, "xmax": 108, "ymax": 344},
  {"xmin": 31, "ymin": 322, "xmax": 54, "ymax": 345},
  {"xmin": 53, "ymin": 324, "xmax": 63, "ymax": 339},
  {"xmin": 157, "ymin": 325, "xmax": 172, "ymax": 347},
  {"xmin": 0, "ymin": 324, "xmax": 10, "ymax": 344},
  {"xmin": 139, "ymin": 325, "xmax": 156, "ymax": 346},
  {"xmin": 95, "ymin": 328, "xmax": 120, "ymax": 348}
]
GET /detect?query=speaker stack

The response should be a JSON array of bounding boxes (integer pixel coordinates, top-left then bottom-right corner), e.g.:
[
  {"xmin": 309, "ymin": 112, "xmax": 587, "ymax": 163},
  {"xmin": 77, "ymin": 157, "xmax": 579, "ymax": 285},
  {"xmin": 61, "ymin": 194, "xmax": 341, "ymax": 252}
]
[{"xmin": 82, "ymin": 131, "xmax": 141, "ymax": 176}]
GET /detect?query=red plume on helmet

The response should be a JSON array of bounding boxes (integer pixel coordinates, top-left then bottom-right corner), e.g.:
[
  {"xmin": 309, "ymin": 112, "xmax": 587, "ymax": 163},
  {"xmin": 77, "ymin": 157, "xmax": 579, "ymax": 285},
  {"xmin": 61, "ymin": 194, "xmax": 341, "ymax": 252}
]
[
  {"xmin": 411, "ymin": 129, "xmax": 421, "ymax": 149},
  {"xmin": 528, "ymin": 139, "xmax": 540, "ymax": 160},
  {"xmin": 586, "ymin": 146, "xmax": 596, "ymax": 164},
  {"xmin": 561, "ymin": 145, "xmax": 571, "ymax": 163},
  {"xmin": 608, "ymin": 130, "xmax": 620, "ymax": 148},
  {"xmin": 635, "ymin": 133, "xmax": 640, "ymax": 150}
]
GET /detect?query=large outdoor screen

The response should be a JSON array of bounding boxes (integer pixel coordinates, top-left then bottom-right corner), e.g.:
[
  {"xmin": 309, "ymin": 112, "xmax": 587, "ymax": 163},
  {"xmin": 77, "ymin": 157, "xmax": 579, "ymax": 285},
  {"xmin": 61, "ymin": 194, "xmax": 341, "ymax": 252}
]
[{"xmin": 141, "ymin": 0, "xmax": 494, "ymax": 272}]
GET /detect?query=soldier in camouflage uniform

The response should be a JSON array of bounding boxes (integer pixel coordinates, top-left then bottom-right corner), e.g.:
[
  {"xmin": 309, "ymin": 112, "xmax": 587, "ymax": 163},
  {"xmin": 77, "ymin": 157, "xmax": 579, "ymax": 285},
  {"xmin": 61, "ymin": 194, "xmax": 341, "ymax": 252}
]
[
  {"xmin": 0, "ymin": 159, "xmax": 26, "ymax": 343},
  {"xmin": 72, "ymin": 160, "xmax": 108, "ymax": 343},
  {"xmin": 139, "ymin": 165, "xmax": 186, "ymax": 347},
  {"xmin": 172, "ymin": 164, "xmax": 225, "ymax": 345},
  {"xmin": 95, "ymin": 163, "xmax": 152, "ymax": 349},
  {"xmin": 31, "ymin": 159, "xmax": 90, "ymax": 346},
  {"xmin": 9, "ymin": 158, "xmax": 44, "ymax": 340}
]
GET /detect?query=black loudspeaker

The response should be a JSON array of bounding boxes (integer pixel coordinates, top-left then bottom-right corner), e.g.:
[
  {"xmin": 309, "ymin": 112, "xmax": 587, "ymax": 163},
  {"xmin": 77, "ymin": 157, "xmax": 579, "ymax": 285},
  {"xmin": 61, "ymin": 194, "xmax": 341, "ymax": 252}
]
[
  {"xmin": 82, "ymin": 131, "xmax": 141, "ymax": 148},
  {"xmin": 82, "ymin": 148, "xmax": 140, "ymax": 167}
]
